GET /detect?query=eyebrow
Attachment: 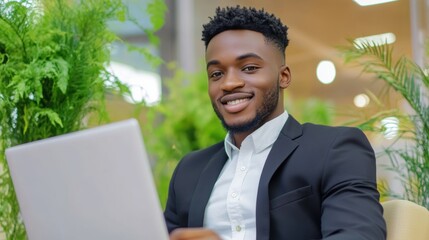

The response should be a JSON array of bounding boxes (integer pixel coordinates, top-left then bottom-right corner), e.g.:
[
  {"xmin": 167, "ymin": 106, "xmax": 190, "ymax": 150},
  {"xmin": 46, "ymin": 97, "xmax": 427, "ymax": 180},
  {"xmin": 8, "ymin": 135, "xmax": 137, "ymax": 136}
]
[
  {"xmin": 206, "ymin": 53, "xmax": 264, "ymax": 69},
  {"xmin": 206, "ymin": 60, "xmax": 220, "ymax": 69},
  {"xmin": 237, "ymin": 53, "xmax": 263, "ymax": 61}
]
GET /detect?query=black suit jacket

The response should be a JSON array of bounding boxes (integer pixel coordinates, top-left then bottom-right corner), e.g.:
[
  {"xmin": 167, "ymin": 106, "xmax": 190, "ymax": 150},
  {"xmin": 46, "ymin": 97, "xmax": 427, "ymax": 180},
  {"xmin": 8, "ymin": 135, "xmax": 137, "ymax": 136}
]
[{"xmin": 164, "ymin": 116, "xmax": 386, "ymax": 239}]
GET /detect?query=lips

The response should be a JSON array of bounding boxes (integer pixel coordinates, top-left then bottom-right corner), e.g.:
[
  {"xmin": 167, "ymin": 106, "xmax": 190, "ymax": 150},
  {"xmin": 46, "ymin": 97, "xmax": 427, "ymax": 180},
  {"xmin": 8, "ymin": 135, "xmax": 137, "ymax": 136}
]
[{"xmin": 219, "ymin": 92, "xmax": 253, "ymax": 113}]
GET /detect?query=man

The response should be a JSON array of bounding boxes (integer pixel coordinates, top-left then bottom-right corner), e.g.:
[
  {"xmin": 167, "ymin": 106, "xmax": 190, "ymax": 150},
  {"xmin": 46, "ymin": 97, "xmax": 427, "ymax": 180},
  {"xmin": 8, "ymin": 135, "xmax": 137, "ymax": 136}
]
[{"xmin": 165, "ymin": 6, "xmax": 386, "ymax": 240}]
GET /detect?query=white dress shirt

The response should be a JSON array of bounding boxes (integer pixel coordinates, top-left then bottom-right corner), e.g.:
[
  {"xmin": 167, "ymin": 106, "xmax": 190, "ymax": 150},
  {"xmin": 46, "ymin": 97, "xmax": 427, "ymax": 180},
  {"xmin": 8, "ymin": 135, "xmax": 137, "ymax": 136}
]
[{"xmin": 203, "ymin": 111, "xmax": 289, "ymax": 240}]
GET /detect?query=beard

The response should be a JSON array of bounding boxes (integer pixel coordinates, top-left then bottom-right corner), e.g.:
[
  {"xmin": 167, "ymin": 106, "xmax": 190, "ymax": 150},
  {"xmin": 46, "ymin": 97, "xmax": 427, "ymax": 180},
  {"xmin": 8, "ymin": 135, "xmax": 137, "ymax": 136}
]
[{"xmin": 212, "ymin": 81, "xmax": 280, "ymax": 134}]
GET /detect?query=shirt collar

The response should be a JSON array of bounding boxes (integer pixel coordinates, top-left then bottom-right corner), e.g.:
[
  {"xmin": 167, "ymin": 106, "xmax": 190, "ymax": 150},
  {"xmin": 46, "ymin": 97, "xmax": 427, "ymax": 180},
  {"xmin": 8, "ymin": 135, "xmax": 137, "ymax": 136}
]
[{"xmin": 224, "ymin": 110, "xmax": 289, "ymax": 158}]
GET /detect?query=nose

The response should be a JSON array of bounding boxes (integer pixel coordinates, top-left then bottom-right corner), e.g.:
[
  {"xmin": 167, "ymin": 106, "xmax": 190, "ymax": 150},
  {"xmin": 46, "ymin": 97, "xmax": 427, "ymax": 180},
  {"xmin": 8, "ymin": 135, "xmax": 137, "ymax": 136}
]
[{"xmin": 220, "ymin": 70, "xmax": 245, "ymax": 92}]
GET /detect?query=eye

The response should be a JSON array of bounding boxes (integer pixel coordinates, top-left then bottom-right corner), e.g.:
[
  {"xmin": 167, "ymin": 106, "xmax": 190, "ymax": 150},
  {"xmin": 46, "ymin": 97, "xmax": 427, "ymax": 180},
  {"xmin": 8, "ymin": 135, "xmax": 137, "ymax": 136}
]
[
  {"xmin": 242, "ymin": 65, "xmax": 259, "ymax": 72},
  {"xmin": 209, "ymin": 71, "xmax": 223, "ymax": 80}
]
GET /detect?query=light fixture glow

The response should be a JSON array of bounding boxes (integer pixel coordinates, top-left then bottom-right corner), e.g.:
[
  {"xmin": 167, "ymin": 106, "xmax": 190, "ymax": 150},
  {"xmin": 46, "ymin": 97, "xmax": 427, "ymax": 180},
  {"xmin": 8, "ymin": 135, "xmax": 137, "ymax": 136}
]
[
  {"xmin": 316, "ymin": 60, "xmax": 336, "ymax": 84},
  {"xmin": 353, "ymin": 0, "xmax": 398, "ymax": 6},
  {"xmin": 380, "ymin": 117, "xmax": 399, "ymax": 140},
  {"xmin": 354, "ymin": 93, "xmax": 370, "ymax": 108},
  {"xmin": 354, "ymin": 32, "xmax": 396, "ymax": 48}
]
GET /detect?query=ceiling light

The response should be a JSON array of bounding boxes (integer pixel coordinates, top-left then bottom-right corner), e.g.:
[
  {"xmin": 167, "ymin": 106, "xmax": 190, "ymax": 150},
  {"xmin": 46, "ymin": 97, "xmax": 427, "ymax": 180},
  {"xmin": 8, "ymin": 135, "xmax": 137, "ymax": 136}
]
[
  {"xmin": 353, "ymin": 0, "xmax": 398, "ymax": 6},
  {"xmin": 354, "ymin": 93, "xmax": 370, "ymax": 108},
  {"xmin": 354, "ymin": 32, "xmax": 396, "ymax": 48},
  {"xmin": 316, "ymin": 60, "xmax": 336, "ymax": 84},
  {"xmin": 381, "ymin": 117, "xmax": 399, "ymax": 140}
]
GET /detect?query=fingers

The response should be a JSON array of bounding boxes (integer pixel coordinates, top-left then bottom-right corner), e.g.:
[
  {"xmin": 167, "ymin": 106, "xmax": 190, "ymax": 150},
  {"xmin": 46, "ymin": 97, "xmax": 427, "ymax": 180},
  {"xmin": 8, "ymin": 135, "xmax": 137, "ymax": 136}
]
[{"xmin": 170, "ymin": 228, "xmax": 221, "ymax": 240}]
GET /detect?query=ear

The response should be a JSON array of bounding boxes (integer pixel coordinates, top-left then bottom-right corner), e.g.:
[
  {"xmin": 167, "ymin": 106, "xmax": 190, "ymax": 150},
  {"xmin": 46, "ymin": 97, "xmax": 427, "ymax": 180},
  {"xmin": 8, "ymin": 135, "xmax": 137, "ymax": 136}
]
[{"xmin": 279, "ymin": 65, "xmax": 292, "ymax": 89}]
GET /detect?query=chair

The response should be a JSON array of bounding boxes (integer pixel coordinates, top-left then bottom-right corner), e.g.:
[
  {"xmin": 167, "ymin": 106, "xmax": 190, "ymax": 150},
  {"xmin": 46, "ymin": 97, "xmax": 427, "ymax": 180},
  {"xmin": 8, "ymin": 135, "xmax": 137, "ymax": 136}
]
[{"xmin": 382, "ymin": 199, "xmax": 429, "ymax": 240}]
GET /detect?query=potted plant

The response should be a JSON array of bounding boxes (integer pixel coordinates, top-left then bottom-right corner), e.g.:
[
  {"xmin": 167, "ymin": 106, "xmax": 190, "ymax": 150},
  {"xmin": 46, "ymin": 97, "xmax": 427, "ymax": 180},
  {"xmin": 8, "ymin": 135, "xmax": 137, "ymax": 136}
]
[
  {"xmin": 0, "ymin": 0, "xmax": 166, "ymax": 238},
  {"xmin": 343, "ymin": 41, "xmax": 429, "ymax": 209}
]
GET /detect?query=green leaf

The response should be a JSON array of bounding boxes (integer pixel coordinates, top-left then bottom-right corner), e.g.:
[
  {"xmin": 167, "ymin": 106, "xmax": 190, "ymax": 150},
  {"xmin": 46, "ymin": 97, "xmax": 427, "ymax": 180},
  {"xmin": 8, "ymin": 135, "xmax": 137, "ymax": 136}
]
[
  {"xmin": 146, "ymin": 0, "xmax": 167, "ymax": 31},
  {"xmin": 42, "ymin": 61, "xmax": 57, "ymax": 79},
  {"xmin": 23, "ymin": 105, "xmax": 30, "ymax": 134},
  {"xmin": 10, "ymin": 76, "xmax": 27, "ymax": 102},
  {"xmin": 144, "ymin": 29, "xmax": 159, "ymax": 46},
  {"xmin": 54, "ymin": 58, "xmax": 69, "ymax": 93},
  {"xmin": 35, "ymin": 109, "xmax": 63, "ymax": 128},
  {"xmin": 126, "ymin": 43, "xmax": 163, "ymax": 67},
  {"xmin": 342, "ymin": 39, "xmax": 429, "ymax": 209},
  {"xmin": 116, "ymin": 6, "xmax": 127, "ymax": 22},
  {"xmin": 33, "ymin": 77, "xmax": 43, "ymax": 103},
  {"xmin": 1, "ymin": 0, "xmax": 167, "ymax": 236}
]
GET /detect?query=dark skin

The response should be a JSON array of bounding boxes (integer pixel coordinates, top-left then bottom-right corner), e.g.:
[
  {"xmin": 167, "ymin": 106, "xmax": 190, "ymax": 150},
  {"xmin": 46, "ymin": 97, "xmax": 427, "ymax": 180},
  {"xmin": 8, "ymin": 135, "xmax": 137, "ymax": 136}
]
[
  {"xmin": 207, "ymin": 30, "xmax": 291, "ymax": 148},
  {"xmin": 170, "ymin": 228, "xmax": 221, "ymax": 240},
  {"xmin": 169, "ymin": 29, "xmax": 291, "ymax": 239}
]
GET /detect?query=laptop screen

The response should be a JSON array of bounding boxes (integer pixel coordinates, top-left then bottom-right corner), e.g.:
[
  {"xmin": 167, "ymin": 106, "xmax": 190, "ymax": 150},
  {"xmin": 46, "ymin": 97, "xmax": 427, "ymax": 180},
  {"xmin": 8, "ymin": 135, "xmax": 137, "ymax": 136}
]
[{"xmin": 6, "ymin": 119, "xmax": 169, "ymax": 240}]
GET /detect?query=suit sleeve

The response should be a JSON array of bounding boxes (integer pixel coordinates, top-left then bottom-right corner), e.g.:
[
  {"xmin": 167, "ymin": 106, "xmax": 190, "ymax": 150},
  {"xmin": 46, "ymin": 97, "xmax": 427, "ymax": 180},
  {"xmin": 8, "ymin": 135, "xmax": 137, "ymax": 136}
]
[
  {"xmin": 321, "ymin": 127, "xmax": 386, "ymax": 240},
  {"xmin": 164, "ymin": 159, "xmax": 182, "ymax": 233}
]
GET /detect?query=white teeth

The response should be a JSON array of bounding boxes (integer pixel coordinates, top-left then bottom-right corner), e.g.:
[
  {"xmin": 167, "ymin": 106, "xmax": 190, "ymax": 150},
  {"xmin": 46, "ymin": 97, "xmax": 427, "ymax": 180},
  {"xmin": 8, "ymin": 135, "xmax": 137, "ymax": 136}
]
[{"xmin": 227, "ymin": 98, "xmax": 248, "ymax": 105}]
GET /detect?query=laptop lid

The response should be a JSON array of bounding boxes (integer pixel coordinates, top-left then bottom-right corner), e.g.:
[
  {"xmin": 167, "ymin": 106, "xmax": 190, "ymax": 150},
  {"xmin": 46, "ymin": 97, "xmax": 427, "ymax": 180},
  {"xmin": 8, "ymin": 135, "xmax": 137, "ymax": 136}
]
[{"xmin": 5, "ymin": 119, "xmax": 169, "ymax": 240}]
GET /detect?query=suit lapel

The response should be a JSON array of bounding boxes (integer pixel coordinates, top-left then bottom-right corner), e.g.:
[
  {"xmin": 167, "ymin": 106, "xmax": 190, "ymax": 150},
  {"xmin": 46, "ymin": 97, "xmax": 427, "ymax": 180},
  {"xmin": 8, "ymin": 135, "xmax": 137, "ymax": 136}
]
[
  {"xmin": 256, "ymin": 116, "xmax": 303, "ymax": 240},
  {"xmin": 188, "ymin": 147, "xmax": 228, "ymax": 227}
]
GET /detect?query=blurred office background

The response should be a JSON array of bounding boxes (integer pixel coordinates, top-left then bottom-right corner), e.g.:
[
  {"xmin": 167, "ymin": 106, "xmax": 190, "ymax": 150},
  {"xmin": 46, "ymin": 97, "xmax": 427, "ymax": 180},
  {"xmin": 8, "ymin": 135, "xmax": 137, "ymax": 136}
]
[
  {"xmin": 107, "ymin": 0, "xmax": 420, "ymax": 127},
  {"xmin": 106, "ymin": 0, "xmax": 426, "ymax": 195}
]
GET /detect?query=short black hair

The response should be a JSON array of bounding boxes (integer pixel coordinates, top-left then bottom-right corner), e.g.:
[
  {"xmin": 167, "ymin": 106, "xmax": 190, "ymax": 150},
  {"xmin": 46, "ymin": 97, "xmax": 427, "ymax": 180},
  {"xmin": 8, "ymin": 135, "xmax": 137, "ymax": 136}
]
[{"xmin": 202, "ymin": 6, "xmax": 289, "ymax": 55}]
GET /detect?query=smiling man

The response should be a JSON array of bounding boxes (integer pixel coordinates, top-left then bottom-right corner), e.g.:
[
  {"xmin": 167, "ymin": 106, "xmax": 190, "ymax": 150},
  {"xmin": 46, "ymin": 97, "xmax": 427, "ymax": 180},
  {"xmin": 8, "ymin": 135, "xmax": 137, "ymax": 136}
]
[
  {"xmin": 165, "ymin": 6, "xmax": 386, "ymax": 240},
  {"xmin": 207, "ymin": 29, "xmax": 290, "ymax": 149}
]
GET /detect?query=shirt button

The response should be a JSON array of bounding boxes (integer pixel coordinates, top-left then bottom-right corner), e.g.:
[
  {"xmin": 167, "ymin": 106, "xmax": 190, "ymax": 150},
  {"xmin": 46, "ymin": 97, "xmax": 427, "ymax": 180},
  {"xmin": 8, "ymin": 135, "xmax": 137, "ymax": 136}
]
[
  {"xmin": 240, "ymin": 166, "xmax": 246, "ymax": 171},
  {"xmin": 235, "ymin": 225, "xmax": 242, "ymax": 232},
  {"xmin": 231, "ymin": 192, "xmax": 237, "ymax": 198}
]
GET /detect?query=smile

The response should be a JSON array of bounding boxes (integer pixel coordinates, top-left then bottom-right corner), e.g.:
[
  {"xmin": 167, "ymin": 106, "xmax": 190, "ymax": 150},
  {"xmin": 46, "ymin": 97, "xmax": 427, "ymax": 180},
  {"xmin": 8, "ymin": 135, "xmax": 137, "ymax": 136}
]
[
  {"xmin": 220, "ymin": 92, "xmax": 254, "ymax": 104},
  {"xmin": 227, "ymin": 98, "xmax": 250, "ymax": 105},
  {"xmin": 219, "ymin": 93, "xmax": 254, "ymax": 114}
]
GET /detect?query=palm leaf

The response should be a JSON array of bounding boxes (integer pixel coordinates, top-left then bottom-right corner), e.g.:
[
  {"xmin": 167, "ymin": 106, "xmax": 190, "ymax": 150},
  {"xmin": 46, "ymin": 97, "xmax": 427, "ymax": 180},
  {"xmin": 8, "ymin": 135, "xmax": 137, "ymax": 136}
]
[{"xmin": 343, "ymin": 41, "xmax": 429, "ymax": 209}]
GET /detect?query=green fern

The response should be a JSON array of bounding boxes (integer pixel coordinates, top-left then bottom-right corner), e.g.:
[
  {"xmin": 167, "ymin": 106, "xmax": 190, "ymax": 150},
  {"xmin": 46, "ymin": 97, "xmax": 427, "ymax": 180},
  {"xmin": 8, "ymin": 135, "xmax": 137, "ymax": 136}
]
[
  {"xmin": 0, "ymin": 0, "xmax": 166, "ymax": 238},
  {"xmin": 343, "ymin": 41, "xmax": 429, "ymax": 209}
]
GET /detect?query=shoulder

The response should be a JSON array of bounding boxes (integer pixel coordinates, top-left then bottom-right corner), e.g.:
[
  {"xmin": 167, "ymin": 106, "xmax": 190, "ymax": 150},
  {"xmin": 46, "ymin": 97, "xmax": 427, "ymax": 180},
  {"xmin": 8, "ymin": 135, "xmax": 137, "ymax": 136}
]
[
  {"xmin": 302, "ymin": 122, "xmax": 364, "ymax": 134},
  {"xmin": 181, "ymin": 141, "xmax": 224, "ymax": 162},
  {"xmin": 300, "ymin": 122, "xmax": 369, "ymax": 143},
  {"xmin": 185, "ymin": 141, "xmax": 225, "ymax": 158},
  {"xmin": 168, "ymin": 141, "xmax": 225, "ymax": 197},
  {"xmin": 299, "ymin": 123, "xmax": 376, "ymax": 177},
  {"xmin": 174, "ymin": 141, "xmax": 225, "ymax": 172},
  {"xmin": 284, "ymin": 115, "xmax": 368, "ymax": 143}
]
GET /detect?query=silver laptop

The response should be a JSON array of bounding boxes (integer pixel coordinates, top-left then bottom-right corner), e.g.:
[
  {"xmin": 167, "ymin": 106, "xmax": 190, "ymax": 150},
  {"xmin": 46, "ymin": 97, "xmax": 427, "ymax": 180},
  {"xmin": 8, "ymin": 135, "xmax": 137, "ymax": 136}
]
[{"xmin": 5, "ymin": 119, "xmax": 169, "ymax": 240}]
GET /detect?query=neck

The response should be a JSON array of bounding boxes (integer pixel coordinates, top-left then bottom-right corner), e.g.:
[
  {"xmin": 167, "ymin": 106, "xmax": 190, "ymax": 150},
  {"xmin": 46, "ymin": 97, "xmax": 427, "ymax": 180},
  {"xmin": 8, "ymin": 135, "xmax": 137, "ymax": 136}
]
[{"xmin": 231, "ymin": 110, "xmax": 286, "ymax": 148}]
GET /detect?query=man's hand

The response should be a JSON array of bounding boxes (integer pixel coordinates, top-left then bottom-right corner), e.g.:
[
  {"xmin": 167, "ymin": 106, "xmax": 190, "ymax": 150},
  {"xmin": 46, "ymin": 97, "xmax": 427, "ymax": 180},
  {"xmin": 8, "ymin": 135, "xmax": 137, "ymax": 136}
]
[{"xmin": 169, "ymin": 228, "xmax": 222, "ymax": 240}]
